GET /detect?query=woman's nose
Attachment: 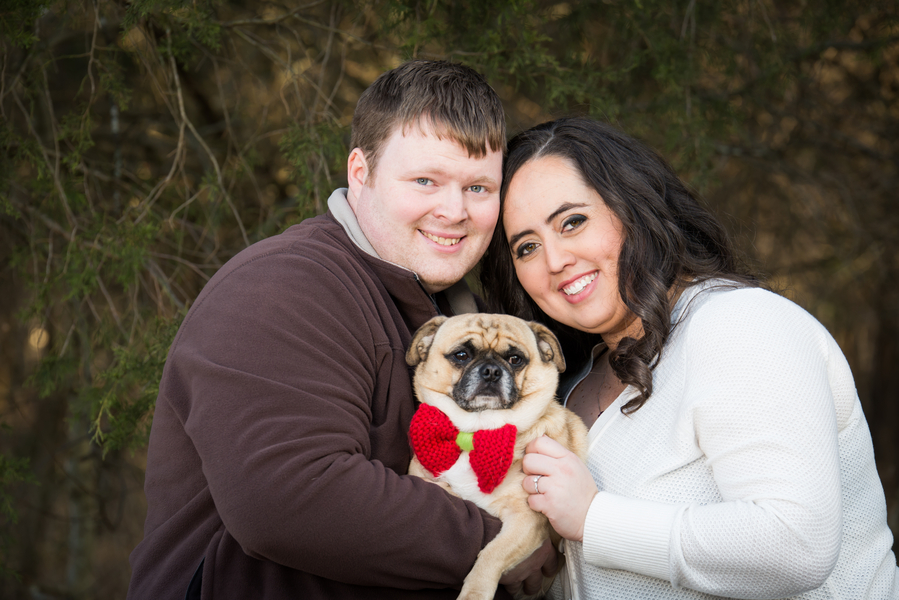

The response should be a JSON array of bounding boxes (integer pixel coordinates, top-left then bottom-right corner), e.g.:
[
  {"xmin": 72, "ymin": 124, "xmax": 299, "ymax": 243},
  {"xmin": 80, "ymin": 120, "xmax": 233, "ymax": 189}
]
[{"xmin": 544, "ymin": 239, "xmax": 575, "ymax": 273}]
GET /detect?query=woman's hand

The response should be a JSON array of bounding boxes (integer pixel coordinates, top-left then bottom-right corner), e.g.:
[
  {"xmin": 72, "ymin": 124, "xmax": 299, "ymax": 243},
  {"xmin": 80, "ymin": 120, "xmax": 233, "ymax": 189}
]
[{"xmin": 522, "ymin": 435, "xmax": 598, "ymax": 542}]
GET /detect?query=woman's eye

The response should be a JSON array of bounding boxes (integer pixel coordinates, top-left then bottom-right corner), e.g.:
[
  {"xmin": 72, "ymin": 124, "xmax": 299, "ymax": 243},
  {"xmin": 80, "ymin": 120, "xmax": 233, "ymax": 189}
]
[
  {"xmin": 515, "ymin": 242, "xmax": 539, "ymax": 259},
  {"xmin": 562, "ymin": 215, "xmax": 586, "ymax": 232}
]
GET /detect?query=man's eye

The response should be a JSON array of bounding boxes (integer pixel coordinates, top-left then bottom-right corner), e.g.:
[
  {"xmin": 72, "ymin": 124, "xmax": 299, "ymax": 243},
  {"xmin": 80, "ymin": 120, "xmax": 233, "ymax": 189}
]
[
  {"xmin": 416, "ymin": 178, "xmax": 432, "ymax": 186},
  {"xmin": 469, "ymin": 184, "xmax": 484, "ymax": 193}
]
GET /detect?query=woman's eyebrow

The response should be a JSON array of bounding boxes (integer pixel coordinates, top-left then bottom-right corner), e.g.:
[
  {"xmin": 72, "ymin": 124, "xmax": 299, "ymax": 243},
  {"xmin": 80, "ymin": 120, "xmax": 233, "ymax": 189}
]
[
  {"xmin": 547, "ymin": 202, "xmax": 589, "ymax": 222},
  {"xmin": 507, "ymin": 202, "xmax": 590, "ymax": 247},
  {"xmin": 508, "ymin": 228, "xmax": 534, "ymax": 248}
]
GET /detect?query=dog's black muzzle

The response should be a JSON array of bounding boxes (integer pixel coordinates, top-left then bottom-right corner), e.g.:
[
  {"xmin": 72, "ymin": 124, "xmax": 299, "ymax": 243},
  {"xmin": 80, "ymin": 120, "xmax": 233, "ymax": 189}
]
[{"xmin": 453, "ymin": 358, "xmax": 519, "ymax": 411}]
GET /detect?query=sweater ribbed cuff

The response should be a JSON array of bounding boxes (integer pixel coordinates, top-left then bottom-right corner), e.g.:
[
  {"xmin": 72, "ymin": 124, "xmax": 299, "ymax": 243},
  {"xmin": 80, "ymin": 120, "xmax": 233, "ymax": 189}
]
[{"xmin": 582, "ymin": 491, "xmax": 681, "ymax": 582}]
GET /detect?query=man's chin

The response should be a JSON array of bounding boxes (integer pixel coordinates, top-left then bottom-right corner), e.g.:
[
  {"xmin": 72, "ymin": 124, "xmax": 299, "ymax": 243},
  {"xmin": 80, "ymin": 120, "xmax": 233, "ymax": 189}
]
[
  {"xmin": 408, "ymin": 247, "xmax": 486, "ymax": 294},
  {"xmin": 417, "ymin": 269, "xmax": 471, "ymax": 295}
]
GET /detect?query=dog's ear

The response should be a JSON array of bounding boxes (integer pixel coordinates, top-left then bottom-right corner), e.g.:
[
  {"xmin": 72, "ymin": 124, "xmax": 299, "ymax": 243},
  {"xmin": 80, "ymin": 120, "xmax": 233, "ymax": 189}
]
[
  {"xmin": 406, "ymin": 316, "xmax": 448, "ymax": 367},
  {"xmin": 528, "ymin": 321, "xmax": 566, "ymax": 373}
]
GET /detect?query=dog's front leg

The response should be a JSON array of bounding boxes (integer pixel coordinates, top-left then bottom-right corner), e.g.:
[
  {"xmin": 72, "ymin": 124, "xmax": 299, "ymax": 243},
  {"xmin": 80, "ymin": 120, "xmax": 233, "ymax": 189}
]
[
  {"xmin": 458, "ymin": 505, "xmax": 551, "ymax": 600},
  {"xmin": 408, "ymin": 457, "xmax": 455, "ymax": 494}
]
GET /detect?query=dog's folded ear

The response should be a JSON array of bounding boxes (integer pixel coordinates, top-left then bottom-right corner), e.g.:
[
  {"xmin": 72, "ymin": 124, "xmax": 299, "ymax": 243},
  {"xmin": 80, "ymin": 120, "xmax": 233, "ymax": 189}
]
[
  {"xmin": 528, "ymin": 321, "xmax": 566, "ymax": 373},
  {"xmin": 406, "ymin": 316, "xmax": 448, "ymax": 366}
]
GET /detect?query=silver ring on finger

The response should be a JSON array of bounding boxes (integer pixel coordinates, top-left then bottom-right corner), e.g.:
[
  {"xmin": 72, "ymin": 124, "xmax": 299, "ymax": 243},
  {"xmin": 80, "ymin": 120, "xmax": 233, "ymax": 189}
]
[{"xmin": 533, "ymin": 474, "xmax": 544, "ymax": 494}]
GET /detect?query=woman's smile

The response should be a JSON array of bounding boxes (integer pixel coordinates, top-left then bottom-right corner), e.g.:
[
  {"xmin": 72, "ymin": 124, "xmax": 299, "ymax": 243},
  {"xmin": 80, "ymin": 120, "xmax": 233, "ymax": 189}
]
[{"xmin": 560, "ymin": 271, "xmax": 598, "ymax": 299}]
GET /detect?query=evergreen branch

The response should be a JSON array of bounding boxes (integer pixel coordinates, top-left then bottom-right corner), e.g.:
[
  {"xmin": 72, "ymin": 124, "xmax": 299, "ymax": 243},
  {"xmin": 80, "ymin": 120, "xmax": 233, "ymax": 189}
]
[
  {"xmin": 0, "ymin": 41, "xmax": 36, "ymax": 115},
  {"xmin": 11, "ymin": 90, "xmax": 77, "ymax": 229},
  {"xmin": 220, "ymin": 0, "xmax": 331, "ymax": 27},
  {"xmin": 232, "ymin": 26, "xmax": 340, "ymax": 115},
  {"xmin": 219, "ymin": 4, "xmax": 374, "ymax": 49},
  {"xmin": 167, "ymin": 30, "xmax": 250, "ymax": 248},
  {"xmin": 146, "ymin": 258, "xmax": 186, "ymax": 310},
  {"xmin": 712, "ymin": 33, "xmax": 899, "ymax": 99},
  {"xmin": 85, "ymin": 0, "xmax": 101, "ymax": 101},
  {"xmin": 149, "ymin": 252, "xmax": 211, "ymax": 281},
  {"xmin": 94, "ymin": 269, "xmax": 126, "ymax": 336},
  {"xmin": 166, "ymin": 187, "xmax": 204, "ymax": 228},
  {"xmin": 133, "ymin": 118, "xmax": 187, "ymax": 225},
  {"xmin": 14, "ymin": 201, "xmax": 103, "ymax": 254},
  {"xmin": 208, "ymin": 51, "xmax": 265, "ymax": 208}
]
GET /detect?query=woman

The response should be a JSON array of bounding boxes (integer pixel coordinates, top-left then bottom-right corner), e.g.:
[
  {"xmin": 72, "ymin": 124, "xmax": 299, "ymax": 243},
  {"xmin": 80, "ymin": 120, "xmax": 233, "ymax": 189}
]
[{"xmin": 480, "ymin": 117, "xmax": 898, "ymax": 599}]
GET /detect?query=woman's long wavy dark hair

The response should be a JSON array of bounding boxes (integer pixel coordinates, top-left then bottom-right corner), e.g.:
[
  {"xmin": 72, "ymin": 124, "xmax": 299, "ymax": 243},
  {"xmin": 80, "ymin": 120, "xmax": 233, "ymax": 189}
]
[{"xmin": 480, "ymin": 117, "xmax": 761, "ymax": 414}]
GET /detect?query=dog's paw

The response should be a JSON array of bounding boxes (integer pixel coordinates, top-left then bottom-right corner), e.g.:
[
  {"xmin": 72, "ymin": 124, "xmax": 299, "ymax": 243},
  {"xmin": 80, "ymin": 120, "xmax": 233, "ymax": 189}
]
[
  {"xmin": 432, "ymin": 479, "xmax": 456, "ymax": 494},
  {"xmin": 458, "ymin": 574, "xmax": 505, "ymax": 600},
  {"xmin": 456, "ymin": 585, "xmax": 496, "ymax": 600}
]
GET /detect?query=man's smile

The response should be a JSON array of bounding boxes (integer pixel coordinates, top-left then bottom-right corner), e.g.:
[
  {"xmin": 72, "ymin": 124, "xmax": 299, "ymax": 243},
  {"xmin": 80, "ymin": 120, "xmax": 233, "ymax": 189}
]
[{"xmin": 421, "ymin": 230, "xmax": 463, "ymax": 246}]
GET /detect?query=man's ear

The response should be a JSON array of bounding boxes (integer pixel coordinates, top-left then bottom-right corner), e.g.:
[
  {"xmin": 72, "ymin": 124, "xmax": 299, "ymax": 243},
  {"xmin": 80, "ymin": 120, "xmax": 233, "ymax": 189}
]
[
  {"xmin": 346, "ymin": 148, "xmax": 369, "ymax": 206},
  {"xmin": 406, "ymin": 316, "xmax": 448, "ymax": 367}
]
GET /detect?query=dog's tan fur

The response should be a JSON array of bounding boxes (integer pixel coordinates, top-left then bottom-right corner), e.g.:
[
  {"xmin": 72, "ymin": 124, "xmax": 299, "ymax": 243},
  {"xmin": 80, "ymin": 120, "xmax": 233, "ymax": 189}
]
[{"xmin": 406, "ymin": 314, "xmax": 588, "ymax": 600}]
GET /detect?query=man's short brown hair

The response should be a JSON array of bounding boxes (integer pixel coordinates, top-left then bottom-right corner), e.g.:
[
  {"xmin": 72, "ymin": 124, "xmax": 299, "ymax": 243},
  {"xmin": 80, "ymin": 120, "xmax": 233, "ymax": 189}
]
[{"xmin": 351, "ymin": 60, "xmax": 506, "ymax": 177}]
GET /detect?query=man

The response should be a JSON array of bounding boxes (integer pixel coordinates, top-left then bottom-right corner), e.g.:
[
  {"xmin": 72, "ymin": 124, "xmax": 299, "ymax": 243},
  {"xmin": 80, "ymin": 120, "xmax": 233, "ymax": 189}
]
[{"xmin": 127, "ymin": 60, "xmax": 555, "ymax": 599}]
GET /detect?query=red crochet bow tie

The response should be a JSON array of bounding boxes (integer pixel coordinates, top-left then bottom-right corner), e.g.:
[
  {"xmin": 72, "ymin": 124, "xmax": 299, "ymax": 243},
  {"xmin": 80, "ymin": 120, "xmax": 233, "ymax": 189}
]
[{"xmin": 409, "ymin": 403, "xmax": 517, "ymax": 494}]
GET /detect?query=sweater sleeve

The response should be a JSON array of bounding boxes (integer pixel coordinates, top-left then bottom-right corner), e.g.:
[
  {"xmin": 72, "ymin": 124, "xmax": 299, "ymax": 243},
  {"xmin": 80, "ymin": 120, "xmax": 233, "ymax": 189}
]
[
  {"xmin": 582, "ymin": 288, "xmax": 843, "ymax": 598},
  {"xmin": 165, "ymin": 249, "xmax": 500, "ymax": 590}
]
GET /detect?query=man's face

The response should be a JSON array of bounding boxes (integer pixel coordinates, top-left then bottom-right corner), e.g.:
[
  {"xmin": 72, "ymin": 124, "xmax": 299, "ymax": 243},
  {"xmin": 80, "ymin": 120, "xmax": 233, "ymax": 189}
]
[{"xmin": 347, "ymin": 124, "xmax": 503, "ymax": 294}]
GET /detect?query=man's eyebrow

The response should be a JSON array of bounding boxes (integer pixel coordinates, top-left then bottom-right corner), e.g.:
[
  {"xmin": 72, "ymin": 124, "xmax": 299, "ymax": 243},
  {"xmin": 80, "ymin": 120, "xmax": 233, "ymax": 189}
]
[
  {"xmin": 507, "ymin": 202, "xmax": 589, "ymax": 248},
  {"xmin": 469, "ymin": 175, "xmax": 500, "ymax": 186},
  {"xmin": 409, "ymin": 167, "xmax": 499, "ymax": 187}
]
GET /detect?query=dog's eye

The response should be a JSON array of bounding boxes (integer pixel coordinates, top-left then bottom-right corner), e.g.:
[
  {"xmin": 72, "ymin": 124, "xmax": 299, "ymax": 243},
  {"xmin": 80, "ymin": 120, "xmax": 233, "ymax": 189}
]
[
  {"xmin": 507, "ymin": 355, "xmax": 523, "ymax": 366},
  {"xmin": 452, "ymin": 350, "xmax": 471, "ymax": 362}
]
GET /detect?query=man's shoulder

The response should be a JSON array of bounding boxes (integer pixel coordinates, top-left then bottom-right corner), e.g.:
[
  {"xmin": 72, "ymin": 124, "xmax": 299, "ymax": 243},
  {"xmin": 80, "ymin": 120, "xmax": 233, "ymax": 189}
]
[
  {"xmin": 251, "ymin": 212, "xmax": 349, "ymax": 257},
  {"xmin": 180, "ymin": 213, "xmax": 374, "ymax": 318},
  {"xmin": 217, "ymin": 212, "xmax": 363, "ymax": 278}
]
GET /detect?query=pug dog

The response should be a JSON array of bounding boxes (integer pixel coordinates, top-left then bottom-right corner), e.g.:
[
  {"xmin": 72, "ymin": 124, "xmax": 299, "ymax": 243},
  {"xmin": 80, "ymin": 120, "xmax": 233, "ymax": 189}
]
[{"xmin": 406, "ymin": 314, "xmax": 588, "ymax": 600}]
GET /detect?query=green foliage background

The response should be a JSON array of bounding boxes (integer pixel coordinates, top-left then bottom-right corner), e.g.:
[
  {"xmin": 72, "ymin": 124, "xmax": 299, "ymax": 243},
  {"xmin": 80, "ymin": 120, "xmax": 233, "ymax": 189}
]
[{"xmin": 1, "ymin": 0, "xmax": 897, "ymax": 596}]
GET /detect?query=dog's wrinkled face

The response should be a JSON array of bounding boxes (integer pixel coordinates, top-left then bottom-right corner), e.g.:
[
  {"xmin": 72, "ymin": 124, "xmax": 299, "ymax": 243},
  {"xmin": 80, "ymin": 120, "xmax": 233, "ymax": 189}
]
[
  {"xmin": 406, "ymin": 314, "xmax": 566, "ymax": 415},
  {"xmin": 445, "ymin": 331, "xmax": 526, "ymax": 411}
]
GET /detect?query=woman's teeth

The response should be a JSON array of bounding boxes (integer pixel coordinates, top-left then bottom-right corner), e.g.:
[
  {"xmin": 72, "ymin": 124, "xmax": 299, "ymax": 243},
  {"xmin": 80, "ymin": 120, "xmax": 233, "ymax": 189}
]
[{"xmin": 563, "ymin": 272, "xmax": 597, "ymax": 295}]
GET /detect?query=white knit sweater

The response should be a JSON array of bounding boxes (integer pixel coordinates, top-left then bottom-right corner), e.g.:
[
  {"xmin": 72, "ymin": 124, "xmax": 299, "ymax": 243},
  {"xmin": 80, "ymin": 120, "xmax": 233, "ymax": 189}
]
[{"xmin": 554, "ymin": 282, "xmax": 899, "ymax": 599}]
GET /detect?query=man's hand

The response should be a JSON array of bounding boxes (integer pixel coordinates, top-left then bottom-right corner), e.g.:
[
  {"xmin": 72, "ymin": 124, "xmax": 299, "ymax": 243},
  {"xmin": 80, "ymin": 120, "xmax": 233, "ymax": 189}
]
[{"xmin": 498, "ymin": 537, "xmax": 560, "ymax": 596}]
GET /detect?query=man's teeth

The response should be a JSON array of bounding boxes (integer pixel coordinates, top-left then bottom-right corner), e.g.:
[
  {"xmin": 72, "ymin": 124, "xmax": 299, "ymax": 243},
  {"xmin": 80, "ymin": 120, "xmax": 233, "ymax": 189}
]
[
  {"xmin": 563, "ymin": 272, "xmax": 597, "ymax": 295},
  {"xmin": 422, "ymin": 231, "xmax": 461, "ymax": 246}
]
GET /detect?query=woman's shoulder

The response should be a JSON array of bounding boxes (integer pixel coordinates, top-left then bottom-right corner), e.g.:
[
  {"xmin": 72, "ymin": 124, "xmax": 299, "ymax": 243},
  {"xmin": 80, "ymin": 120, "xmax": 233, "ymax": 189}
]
[
  {"xmin": 675, "ymin": 281, "xmax": 831, "ymax": 353},
  {"xmin": 680, "ymin": 281, "xmax": 811, "ymax": 322}
]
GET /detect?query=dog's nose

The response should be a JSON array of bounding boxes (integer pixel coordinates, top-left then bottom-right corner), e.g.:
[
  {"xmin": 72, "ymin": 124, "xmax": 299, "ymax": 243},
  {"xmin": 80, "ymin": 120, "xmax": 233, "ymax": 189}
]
[{"xmin": 479, "ymin": 363, "xmax": 502, "ymax": 383}]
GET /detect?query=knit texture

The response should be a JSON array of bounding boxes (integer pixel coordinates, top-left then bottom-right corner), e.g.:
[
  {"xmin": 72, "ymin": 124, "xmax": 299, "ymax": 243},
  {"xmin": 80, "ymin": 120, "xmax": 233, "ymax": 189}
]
[
  {"xmin": 553, "ymin": 282, "xmax": 898, "ymax": 600},
  {"xmin": 409, "ymin": 404, "xmax": 517, "ymax": 494}
]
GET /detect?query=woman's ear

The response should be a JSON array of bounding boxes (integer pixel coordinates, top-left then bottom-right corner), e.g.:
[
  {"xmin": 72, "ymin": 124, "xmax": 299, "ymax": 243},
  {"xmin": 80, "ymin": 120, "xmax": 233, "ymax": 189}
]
[{"xmin": 346, "ymin": 148, "xmax": 369, "ymax": 206}]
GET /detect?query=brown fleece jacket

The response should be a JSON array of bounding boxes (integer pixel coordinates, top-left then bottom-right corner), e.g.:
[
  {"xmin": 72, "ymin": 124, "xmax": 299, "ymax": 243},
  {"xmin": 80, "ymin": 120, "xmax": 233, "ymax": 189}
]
[{"xmin": 127, "ymin": 211, "xmax": 506, "ymax": 599}]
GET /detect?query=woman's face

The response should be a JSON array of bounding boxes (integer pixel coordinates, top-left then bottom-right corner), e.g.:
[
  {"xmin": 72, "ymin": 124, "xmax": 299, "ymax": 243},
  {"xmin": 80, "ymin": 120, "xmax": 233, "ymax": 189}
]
[{"xmin": 502, "ymin": 155, "xmax": 641, "ymax": 347}]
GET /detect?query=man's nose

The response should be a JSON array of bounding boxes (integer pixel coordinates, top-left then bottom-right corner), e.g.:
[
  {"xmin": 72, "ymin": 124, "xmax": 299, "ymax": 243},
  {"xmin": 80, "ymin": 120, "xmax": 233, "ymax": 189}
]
[{"xmin": 432, "ymin": 188, "xmax": 468, "ymax": 223}]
